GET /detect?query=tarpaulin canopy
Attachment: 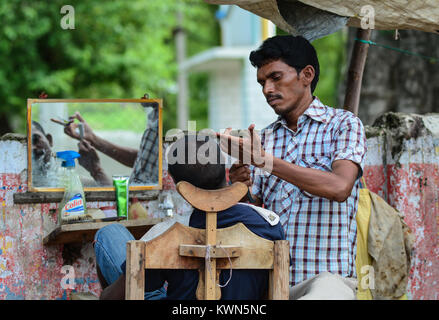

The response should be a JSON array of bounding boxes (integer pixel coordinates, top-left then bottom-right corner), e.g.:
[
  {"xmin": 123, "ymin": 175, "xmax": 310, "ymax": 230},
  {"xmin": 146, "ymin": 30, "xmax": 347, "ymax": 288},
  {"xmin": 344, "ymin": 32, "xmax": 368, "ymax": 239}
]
[{"xmin": 206, "ymin": 0, "xmax": 439, "ymax": 41}]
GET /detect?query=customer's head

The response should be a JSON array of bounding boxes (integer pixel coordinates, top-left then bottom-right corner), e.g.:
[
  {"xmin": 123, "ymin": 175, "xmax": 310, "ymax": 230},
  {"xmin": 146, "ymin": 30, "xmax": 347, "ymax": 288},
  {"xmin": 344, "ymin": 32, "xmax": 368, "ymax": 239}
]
[
  {"xmin": 166, "ymin": 134, "xmax": 226, "ymax": 190},
  {"xmin": 31, "ymin": 120, "xmax": 53, "ymax": 163}
]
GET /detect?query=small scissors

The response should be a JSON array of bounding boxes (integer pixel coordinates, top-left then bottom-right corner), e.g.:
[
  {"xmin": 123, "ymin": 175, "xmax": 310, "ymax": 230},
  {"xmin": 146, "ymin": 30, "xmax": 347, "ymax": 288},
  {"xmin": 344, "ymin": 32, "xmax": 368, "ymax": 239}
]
[{"xmin": 50, "ymin": 117, "xmax": 84, "ymax": 140}]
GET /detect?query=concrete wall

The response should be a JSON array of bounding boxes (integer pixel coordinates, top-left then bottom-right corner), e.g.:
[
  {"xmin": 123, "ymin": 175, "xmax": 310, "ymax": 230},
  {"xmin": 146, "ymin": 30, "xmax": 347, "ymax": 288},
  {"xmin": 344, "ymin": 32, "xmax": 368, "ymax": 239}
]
[
  {"xmin": 364, "ymin": 112, "xmax": 439, "ymax": 300},
  {"xmin": 1, "ymin": 111, "xmax": 438, "ymax": 299}
]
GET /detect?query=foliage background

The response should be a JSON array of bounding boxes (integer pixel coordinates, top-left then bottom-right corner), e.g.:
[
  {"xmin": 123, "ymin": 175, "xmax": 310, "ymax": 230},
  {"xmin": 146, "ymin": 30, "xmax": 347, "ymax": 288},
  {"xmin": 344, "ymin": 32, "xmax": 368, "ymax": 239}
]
[
  {"xmin": 0, "ymin": 0, "xmax": 345, "ymax": 135},
  {"xmin": 0, "ymin": 0, "xmax": 219, "ymax": 134}
]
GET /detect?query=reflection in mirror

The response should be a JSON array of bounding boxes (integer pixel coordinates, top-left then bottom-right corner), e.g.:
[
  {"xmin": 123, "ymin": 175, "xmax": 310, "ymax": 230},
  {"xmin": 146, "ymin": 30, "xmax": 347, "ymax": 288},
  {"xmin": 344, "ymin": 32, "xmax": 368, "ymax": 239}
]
[{"xmin": 29, "ymin": 99, "xmax": 162, "ymax": 191}]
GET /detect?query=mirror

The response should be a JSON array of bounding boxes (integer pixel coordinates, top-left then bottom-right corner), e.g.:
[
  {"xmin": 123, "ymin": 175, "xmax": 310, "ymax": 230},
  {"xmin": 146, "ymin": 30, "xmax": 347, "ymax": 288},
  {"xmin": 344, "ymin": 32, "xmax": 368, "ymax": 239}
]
[{"xmin": 27, "ymin": 99, "xmax": 162, "ymax": 192}]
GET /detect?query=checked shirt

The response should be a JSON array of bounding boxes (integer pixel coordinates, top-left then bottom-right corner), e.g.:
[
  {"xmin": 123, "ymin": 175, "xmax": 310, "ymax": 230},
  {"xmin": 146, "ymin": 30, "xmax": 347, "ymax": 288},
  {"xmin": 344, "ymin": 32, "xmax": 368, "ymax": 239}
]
[
  {"xmin": 251, "ymin": 97, "xmax": 367, "ymax": 286},
  {"xmin": 130, "ymin": 103, "xmax": 159, "ymax": 185}
]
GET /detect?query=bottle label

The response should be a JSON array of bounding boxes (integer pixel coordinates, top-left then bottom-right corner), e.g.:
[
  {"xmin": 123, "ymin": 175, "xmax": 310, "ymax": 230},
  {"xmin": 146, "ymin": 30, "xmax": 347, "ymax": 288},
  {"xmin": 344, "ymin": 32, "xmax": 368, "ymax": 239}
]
[{"xmin": 63, "ymin": 193, "xmax": 85, "ymax": 217}]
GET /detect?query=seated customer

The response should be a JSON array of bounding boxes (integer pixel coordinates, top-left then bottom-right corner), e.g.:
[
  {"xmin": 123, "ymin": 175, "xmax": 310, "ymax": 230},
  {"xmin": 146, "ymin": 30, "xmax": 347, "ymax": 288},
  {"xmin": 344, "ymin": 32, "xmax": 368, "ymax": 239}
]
[{"xmin": 94, "ymin": 134, "xmax": 286, "ymax": 300}]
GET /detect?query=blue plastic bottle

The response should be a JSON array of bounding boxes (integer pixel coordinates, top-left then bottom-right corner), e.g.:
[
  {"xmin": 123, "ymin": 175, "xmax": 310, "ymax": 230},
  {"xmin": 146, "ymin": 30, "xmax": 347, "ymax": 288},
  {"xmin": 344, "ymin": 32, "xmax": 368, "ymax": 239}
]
[{"xmin": 56, "ymin": 151, "xmax": 88, "ymax": 225}]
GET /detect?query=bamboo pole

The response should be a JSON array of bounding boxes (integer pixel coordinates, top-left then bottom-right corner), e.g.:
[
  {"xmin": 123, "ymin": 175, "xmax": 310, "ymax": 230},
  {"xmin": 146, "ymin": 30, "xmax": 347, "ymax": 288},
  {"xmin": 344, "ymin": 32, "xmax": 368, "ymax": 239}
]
[{"xmin": 343, "ymin": 28, "xmax": 372, "ymax": 116}]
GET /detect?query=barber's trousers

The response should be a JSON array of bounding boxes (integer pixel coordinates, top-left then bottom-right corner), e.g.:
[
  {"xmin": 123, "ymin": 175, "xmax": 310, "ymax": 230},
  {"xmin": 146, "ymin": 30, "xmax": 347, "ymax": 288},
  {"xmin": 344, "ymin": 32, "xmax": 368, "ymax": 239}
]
[{"xmin": 289, "ymin": 272, "xmax": 358, "ymax": 300}]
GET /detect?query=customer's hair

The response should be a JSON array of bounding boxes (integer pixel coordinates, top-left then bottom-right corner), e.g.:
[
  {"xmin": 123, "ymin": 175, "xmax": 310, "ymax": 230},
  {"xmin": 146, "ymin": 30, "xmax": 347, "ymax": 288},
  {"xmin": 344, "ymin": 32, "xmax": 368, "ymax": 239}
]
[
  {"xmin": 32, "ymin": 120, "xmax": 46, "ymax": 135},
  {"xmin": 167, "ymin": 134, "xmax": 226, "ymax": 190},
  {"xmin": 249, "ymin": 35, "xmax": 320, "ymax": 93}
]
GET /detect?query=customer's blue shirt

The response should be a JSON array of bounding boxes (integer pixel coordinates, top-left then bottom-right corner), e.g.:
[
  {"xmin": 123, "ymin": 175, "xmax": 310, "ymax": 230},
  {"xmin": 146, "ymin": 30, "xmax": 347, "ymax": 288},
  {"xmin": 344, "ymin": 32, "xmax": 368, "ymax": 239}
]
[{"xmin": 125, "ymin": 204, "xmax": 286, "ymax": 300}]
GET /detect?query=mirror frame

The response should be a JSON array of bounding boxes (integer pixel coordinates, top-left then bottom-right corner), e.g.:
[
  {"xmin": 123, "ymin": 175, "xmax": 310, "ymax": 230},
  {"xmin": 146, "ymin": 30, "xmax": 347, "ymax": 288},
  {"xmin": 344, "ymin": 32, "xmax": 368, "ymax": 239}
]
[{"xmin": 27, "ymin": 98, "xmax": 163, "ymax": 192}]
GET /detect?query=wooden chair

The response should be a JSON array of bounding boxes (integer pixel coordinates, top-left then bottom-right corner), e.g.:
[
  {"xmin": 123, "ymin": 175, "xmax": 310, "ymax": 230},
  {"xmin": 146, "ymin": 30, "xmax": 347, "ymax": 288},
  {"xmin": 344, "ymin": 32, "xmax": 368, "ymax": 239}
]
[{"xmin": 125, "ymin": 181, "xmax": 290, "ymax": 300}]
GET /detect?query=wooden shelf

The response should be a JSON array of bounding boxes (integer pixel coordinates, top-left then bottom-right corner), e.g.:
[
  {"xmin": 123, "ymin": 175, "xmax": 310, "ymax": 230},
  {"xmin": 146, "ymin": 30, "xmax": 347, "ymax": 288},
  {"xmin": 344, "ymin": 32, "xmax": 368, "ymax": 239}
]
[
  {"xmin": 43, "ymin": 218, "xmax": 164, "ymax": 245},
  {"xmin": 14, "ymin": 190, "xmax": 159, "ymax": 204}
]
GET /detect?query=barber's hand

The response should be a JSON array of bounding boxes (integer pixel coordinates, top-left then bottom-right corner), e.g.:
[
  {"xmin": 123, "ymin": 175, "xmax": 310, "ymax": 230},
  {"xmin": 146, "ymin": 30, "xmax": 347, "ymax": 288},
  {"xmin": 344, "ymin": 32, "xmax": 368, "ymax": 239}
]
[
  {"xmin": 229, "ymin": 162, "xmax": 252, "ymax": 187},
  {"xmin": 77, "ymin": 139, "xmax": 102, "ymax": 176},
  {"xmin": 64, "ymin": 112, "xmax": 96, "ymax": 143},
  {"xmin": 217, "ymin": 124, "xmax": 271, "ymax": 170}
]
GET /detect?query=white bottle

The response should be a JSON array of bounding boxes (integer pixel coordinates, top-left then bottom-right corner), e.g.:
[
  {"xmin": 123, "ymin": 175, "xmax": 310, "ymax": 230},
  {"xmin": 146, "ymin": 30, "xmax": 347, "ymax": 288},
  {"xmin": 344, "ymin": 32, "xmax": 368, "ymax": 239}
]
[{"xmin": 57, "ymin": 151, "xmax": 88, "ymax": 225}]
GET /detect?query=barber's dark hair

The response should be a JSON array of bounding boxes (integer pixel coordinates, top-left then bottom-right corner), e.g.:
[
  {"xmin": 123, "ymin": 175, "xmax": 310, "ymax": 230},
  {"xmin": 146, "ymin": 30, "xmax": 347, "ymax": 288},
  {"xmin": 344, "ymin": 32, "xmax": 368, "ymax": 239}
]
[
  {"xmin": 32, "ymin": 120, "xmax": 46, "ymax": 135},
  {"xmin": 167, "ymin": 134, "xmax": 226, "ymax": 190},
  {"xmin": 249, "ymin": 35, "xmax": 320, "ymax": 93}
]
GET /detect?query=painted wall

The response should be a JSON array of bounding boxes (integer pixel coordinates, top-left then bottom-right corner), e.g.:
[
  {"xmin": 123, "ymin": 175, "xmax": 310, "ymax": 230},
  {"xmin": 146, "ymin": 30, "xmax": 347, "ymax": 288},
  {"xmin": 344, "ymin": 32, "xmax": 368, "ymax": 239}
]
[
  {"xmin": 0, "ymin": 135, "xmax": 189, "ymax": 299},
  {"xmin": 364, "ymin": 112, "xmax": 439, "ymax": 300},
  {"xmin": 1, "ymin": 111, "xmax": 438, "ymax": 299}
]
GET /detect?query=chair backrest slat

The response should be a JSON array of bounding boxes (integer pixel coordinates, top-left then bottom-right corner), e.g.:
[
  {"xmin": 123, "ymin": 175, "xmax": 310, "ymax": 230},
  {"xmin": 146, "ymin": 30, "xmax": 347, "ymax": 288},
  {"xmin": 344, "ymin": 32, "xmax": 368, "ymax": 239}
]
[
  {"xmin": 126, "ymin": 181, "xmax": 290, "ymax": 300},
  {"xmin": 143, "ymin": 222, "xmax": 275, "ymax": 270}
]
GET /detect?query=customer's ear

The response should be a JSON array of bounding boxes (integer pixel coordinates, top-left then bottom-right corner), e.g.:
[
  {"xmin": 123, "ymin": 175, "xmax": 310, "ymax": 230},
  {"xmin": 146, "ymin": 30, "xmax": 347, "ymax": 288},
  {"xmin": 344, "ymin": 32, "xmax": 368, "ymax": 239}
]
[{"xmin": 46, "ymin": 133, "xmax": 53, "ymax": 147}]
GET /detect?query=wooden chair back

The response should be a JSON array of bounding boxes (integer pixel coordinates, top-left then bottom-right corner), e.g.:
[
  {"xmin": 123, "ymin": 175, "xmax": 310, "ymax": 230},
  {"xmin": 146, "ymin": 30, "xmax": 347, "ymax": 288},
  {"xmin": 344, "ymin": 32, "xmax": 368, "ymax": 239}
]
[{"xmin": 125, "ymin": 181, "xmax": 289, "ymax": 300}]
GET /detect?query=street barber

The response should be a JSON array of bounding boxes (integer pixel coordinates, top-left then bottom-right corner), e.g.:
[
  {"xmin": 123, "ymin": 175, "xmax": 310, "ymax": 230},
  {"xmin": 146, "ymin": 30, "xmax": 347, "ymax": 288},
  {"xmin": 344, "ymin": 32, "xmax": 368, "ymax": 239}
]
[{"xmin": 217, "ymin": 35, "xmax": 367, "ymax": 299}]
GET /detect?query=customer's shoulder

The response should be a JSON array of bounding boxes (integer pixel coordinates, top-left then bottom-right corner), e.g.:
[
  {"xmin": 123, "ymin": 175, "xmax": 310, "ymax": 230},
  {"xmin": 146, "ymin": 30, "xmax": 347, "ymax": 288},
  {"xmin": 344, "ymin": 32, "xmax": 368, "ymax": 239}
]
[
  {"xmin": 227, "ymin": 203, "xmax": 258, "ymax": 215},
  {"xmin": 222, "ymin": 204, "xmax": 264, "ymax": 223}
]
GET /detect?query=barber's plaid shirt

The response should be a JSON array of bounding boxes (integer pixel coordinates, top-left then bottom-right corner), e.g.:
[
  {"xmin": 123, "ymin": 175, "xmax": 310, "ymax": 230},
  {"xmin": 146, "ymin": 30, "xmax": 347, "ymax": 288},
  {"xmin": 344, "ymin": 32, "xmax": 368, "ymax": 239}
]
[
  {"xmin": 251, "ymin": 97, "xmax": 367, "ymax": 286},
  {"xmin": 130, "ymin": 104, "xmax": 159, "ymax": 185}
]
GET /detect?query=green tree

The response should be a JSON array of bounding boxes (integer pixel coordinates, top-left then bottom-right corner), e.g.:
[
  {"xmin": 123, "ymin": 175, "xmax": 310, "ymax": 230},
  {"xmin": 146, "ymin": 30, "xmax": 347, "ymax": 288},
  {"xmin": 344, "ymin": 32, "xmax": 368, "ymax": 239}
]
[
  {"xmin": 0, "ymin": 0, "xmax": 219, "ymax": 135},
  {"xmin": 312, "ymin": 30, "xmax": 347, "ymax": 108}
]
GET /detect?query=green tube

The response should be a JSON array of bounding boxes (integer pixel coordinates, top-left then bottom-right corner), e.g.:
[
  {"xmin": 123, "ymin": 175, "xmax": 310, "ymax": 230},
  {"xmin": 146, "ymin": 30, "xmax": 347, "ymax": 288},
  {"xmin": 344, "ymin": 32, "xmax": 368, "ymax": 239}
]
[{"xmin": 113, "ymin": 176, "xmax": 129, "ymax": 219}]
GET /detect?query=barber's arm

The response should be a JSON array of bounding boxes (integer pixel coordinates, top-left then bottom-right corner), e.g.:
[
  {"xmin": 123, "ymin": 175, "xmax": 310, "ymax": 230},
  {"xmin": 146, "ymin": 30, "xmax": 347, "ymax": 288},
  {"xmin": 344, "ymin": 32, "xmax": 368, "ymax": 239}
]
[
  {"xmin": 86, "ymin": 134, "xmax": 138, "ymax": 168},
  {"xmin": 77, "ymin": 139, "xmax": 112, "ymax": 185},
  {"xmin": 219, "ymin": 119, "xmax": 366, "ymax": 203},
  {"xmin": 64, "ymin": 111, "xmax": 138, "ymax": 168},
  {"xmin": 270, "ymin": 158, "xmax": 359, "ymax": 202},
  {"xmin": 230, "ymin": 156, "xmax": 358, "ymax": 203}
]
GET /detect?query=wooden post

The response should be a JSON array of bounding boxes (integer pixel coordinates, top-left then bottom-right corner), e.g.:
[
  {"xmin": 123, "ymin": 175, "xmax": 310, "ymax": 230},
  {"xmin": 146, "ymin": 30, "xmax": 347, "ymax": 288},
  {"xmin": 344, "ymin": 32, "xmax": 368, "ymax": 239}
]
[
  {"xmin": 176, "ymin": 10, "xmax": 188, "ymax": 130},
  {"xmin": 343, "ymin": 28, "xmax": 372, "ymax": 116},
  {"xmin": 125, "ymin": 241, "xmax": 145, "ymax": 300},
  {"xmin": 269, "ymin": 240, "xmax": 290, "ymax": 300},
  {"xmin": 205, "ymin": 211, "xmax": 217, "ymax": 300}
]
